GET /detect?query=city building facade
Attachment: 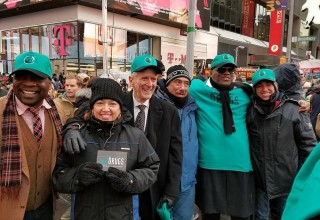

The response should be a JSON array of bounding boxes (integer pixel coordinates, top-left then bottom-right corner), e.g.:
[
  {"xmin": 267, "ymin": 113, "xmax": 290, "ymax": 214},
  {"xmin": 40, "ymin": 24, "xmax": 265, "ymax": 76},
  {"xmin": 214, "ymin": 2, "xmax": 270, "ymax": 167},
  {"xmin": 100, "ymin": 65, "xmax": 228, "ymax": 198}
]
[{"xmin": 0, "ymin": 0, "xmax": 319, "ymax": 77}]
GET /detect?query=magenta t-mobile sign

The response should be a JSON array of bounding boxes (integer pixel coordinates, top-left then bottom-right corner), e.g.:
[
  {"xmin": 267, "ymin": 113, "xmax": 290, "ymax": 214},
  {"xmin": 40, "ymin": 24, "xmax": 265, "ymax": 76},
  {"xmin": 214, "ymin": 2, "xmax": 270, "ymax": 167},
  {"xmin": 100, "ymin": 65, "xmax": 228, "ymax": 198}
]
[{"xmin": 53, "ymin": 24, "xmax": 73, "ymax": 56}]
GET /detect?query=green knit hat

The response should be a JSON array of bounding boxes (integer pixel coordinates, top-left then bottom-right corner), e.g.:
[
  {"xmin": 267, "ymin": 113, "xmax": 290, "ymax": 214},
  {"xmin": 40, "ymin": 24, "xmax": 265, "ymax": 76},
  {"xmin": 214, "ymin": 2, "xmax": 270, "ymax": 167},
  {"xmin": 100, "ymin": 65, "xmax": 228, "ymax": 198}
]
[{"xmin": 11, "ymin": 51, "xmax": 53, "ymax": 79}]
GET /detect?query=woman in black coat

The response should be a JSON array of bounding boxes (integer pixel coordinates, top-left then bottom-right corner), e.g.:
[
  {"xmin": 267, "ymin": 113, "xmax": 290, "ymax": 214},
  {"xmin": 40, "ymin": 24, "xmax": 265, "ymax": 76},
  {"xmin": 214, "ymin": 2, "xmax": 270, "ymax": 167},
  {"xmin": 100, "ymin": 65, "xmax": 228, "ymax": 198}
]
[{"xmin": 53, "ymin": 78, "xmax": 160, "ymax": 220}]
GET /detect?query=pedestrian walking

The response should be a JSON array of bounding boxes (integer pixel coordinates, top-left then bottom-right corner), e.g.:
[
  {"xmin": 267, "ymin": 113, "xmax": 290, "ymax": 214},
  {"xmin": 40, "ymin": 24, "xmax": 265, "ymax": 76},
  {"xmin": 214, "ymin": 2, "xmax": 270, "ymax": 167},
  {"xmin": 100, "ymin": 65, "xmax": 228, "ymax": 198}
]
[
  {"xmin": 0, "ymin": 51, "xmax": 66, "ymax": 220},
  {"xmin": 247, "ymin": 69, "xmax": 316, "ymax": 219},
  {"xmin": 52, "ymin": 78, "xmax": 160, "ymax": 220}
]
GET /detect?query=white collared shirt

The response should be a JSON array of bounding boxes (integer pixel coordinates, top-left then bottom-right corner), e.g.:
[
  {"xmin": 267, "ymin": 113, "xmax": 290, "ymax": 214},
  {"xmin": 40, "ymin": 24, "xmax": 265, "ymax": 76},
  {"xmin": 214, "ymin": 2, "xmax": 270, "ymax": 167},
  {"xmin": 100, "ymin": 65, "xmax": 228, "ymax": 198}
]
[{"xmin": 15, "ymin": 96, "xmax": 52, "ymax": 134}]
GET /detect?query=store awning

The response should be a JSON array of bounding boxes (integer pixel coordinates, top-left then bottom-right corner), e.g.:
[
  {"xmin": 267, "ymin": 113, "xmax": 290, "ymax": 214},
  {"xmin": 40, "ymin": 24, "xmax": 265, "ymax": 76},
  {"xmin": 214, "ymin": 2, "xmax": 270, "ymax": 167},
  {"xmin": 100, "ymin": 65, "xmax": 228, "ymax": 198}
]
[
  {"xmin": 211, "ymin": 27, "xmax": 247, "ymax": 44},
  {"xmin": 211, "ymin": 27, "xmax": 269, "ymax": 50},
  {"xmin": 243, "ymin": 36, "xmax": 267, "ymax": 48}
]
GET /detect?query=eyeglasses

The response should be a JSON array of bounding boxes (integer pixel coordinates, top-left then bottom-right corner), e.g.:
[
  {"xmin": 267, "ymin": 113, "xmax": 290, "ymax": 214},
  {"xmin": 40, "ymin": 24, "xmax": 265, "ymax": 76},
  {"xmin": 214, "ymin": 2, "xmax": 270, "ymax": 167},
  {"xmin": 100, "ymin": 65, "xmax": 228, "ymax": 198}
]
[{"xmin": 216, "ymin": 67, "xmax": 236, "ymax": 74}]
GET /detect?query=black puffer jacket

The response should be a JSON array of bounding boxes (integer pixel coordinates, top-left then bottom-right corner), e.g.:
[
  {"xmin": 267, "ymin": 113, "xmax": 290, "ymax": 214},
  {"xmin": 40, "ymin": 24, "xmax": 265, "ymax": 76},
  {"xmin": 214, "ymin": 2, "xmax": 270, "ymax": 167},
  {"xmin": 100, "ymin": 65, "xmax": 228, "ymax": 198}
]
[
  {"xmin": 247, "ymin": 92, "xmax": 316, "ymax": 199},
  {"xmin": 53, "ymin": 111, "xmax": 160, "ymax": 220}
]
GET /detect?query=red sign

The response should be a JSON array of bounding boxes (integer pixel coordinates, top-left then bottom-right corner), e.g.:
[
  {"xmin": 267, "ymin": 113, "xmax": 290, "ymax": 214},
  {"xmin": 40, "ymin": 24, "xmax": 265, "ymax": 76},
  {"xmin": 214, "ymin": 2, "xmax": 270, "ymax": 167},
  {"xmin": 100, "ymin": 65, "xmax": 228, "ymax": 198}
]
[
  {"xmin": 53, "ymin": 24, "xmax": 73, "ymax": 56},
  {"xmin": 167, "ymin": 53, "xmax": 187, "ymax": 65},
  {"xmin": 241, "ymin": 0, "xmax": 255, "ymax": 37},
  {"xmin": 268, "ymin": 10, "xmax": 284, "ymax": 57}
]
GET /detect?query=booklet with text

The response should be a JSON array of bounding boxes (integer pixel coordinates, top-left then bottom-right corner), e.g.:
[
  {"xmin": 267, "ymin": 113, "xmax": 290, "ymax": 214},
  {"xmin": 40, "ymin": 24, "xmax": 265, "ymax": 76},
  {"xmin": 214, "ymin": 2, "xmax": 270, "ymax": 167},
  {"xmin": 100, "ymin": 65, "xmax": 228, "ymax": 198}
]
[{"xmin": 97, "ymin": 150, "xmax": 127, "ymax": 171}]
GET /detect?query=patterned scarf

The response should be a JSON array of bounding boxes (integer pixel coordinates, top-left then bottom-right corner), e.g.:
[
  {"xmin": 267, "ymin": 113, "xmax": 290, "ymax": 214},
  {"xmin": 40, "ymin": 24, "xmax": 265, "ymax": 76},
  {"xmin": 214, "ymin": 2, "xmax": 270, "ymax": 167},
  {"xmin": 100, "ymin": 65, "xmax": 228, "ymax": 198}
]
[{"xmin": 0, "ymin": 90, "xmax": 63, "ymax": 191}]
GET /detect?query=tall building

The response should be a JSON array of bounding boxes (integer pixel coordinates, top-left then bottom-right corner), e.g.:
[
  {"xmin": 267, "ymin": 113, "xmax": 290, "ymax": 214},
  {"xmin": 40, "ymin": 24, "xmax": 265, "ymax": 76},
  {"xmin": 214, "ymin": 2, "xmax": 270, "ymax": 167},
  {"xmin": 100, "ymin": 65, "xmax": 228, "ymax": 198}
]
[{"xmin": 0, "ymin": 0, "xmax": 319, "ymax": 77}]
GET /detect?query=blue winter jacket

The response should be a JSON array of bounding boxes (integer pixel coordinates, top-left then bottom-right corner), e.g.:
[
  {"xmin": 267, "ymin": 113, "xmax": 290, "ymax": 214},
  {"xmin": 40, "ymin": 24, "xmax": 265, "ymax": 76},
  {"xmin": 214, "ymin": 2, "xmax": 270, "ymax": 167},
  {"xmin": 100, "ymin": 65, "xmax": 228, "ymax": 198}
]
[{"xmin": 155, "ymin": 79, "xmax": 199, "ymax": 192}]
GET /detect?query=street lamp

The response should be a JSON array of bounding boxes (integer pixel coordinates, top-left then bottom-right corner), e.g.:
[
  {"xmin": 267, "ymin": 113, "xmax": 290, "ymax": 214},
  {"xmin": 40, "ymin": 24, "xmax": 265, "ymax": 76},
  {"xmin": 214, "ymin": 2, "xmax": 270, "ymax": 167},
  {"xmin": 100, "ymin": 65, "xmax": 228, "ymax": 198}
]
[
  {"xmin": 102, "ymin": 0, "xmax": 108, "ymax": 74},
  {"xmin": 235, "ymin": 46, "xmax": 245, "ymax": 66}
]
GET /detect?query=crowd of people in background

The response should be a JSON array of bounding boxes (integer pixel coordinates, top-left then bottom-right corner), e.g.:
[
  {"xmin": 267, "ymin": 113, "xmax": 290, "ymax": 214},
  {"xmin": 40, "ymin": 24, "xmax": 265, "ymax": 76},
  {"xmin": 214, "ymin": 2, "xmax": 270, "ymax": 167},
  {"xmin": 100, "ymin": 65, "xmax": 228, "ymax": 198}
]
[{"xmin": 1, "ymin": 51, "xmax": 320, "ymax": 220}]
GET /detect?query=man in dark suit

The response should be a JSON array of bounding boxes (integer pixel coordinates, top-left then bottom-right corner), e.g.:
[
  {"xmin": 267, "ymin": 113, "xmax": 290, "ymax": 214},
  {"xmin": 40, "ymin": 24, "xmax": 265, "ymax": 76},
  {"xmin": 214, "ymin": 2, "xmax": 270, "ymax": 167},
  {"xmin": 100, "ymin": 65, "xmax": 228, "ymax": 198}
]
[{"xmin": 126, "ymin": 54, "xmax": 182, "ymax": 220}]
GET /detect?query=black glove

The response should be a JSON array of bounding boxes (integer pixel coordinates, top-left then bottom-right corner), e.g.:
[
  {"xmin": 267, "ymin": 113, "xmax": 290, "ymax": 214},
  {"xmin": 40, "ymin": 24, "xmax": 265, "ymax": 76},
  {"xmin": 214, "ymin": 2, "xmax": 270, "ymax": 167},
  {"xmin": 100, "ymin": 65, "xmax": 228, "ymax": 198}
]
[
  {"xmin": 75, "ymin": 162, "xmax": 104, "ymax": 187},
  {"xmin": 105, "ymin": 167, "xmax": 137, "ymax": 193},
  {"xmin": 63, "ymin": 129, "xmax": 87, "ymax": 154},
  {"xmin": 158, "ymin": 196, "xmax": 174, "ymax": 209}
]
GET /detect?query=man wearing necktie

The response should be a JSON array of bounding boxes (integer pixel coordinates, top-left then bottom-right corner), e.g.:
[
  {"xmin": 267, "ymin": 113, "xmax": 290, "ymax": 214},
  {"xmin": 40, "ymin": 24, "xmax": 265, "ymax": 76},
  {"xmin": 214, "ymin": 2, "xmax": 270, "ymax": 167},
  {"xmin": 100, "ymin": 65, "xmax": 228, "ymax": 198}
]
[
  {"xmin": 125, "ymin": 54, "xmax": 182, "ymax": 220},
  {"xmin": 0, "ymin": 51, "xmax": 66, "ymax": 220}
]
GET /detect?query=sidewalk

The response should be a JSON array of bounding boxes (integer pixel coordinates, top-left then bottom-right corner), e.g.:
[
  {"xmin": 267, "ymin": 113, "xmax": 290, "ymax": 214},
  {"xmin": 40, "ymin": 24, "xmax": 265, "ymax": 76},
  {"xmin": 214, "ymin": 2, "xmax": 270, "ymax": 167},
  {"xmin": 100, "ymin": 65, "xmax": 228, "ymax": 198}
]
[{"xmin": 54, "ymin": 194, "xmax": 70, "ymax": 220}]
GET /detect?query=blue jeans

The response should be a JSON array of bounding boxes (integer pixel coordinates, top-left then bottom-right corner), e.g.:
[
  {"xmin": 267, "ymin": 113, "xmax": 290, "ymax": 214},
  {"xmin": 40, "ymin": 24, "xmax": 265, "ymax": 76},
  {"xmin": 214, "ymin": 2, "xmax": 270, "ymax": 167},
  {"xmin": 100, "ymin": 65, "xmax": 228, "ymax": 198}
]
[
  {"xmin": 71, "ymin": 194, "xmax": 75, "ymax": 220},
  {"xmin": 133, "ymin": 195, "xmax": 139, "ymax": 220},
  {"xmin": 255, "ymin": 188, "xmax": 287, "ymax": 220},
  {"xmin": 173, "ymin": 185, "xmax": 196, "ymax": 220}
]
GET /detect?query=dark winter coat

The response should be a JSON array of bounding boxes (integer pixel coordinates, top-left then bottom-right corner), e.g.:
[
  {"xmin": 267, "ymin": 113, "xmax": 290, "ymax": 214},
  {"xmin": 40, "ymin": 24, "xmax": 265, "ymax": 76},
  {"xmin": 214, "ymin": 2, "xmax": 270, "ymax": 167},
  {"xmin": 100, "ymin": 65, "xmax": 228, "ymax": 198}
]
[
  {"xmin": 52, "ymin": 112, "xmax": 160, "ymax": 220},
  {"xmin": 123, "ymin": 91, "xmax": 183, "ymax": 220},
  {"xmin": 306, "ymin": 87, "xmax": 320, "ymax": 132},
  {"xmin": 155, "ymin": 79, "xmax": 199, "ymax": 192},
  {"xmin": 247, "ymin": 92, "xmax": 316, "ymax": 199}
]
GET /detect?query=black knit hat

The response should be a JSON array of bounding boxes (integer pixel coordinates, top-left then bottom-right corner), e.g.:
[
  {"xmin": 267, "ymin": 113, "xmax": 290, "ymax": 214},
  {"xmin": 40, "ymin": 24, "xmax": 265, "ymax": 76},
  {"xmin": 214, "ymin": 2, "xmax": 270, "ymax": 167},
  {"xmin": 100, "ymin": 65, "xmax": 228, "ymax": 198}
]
[
  {"xmin": 90, "ymin": 78, "xmax": 124, "ymax": 108},
  {"xmin": 156, "ymin": 59, "xmax": 165, "ymax": 72},
  {"xmin": 166, "ymin": 65, "xmax": 191, "ymax": 86}
]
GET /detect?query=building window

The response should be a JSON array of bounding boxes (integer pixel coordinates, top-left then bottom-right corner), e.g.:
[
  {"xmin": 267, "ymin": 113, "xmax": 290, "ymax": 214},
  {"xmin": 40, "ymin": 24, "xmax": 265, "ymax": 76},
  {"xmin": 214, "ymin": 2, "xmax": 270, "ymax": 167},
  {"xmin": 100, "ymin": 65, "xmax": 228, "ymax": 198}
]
[
  {"xmin": 0, "ymin": 21, "xmax": 157, "ymax": 76},
  {"xmin": 253, "ymin": 3, "xmax": 270, "ymax": 41},
  {"xmin": 210, "ymin": 0, "xmax": 243, "ymax": 34}
]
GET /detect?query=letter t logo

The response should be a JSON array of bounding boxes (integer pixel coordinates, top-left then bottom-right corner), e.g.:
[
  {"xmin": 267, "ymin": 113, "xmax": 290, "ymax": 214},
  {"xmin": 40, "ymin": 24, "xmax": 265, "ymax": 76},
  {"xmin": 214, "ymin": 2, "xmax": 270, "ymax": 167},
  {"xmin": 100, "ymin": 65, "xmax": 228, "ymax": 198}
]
[{"xmin": 53, "ymin": 25, "xmax": 72, "ymax": 56}]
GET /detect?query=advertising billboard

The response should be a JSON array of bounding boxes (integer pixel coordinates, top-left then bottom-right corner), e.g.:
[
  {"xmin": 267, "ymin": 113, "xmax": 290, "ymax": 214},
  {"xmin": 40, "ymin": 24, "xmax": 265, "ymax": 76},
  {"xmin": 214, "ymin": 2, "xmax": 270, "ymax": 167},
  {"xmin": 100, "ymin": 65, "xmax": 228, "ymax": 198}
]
[
  {"xmin": 0, "ymin": 0, "xmax": 51, "ymax": 10},
  {"xmin": 261, "ymin": 0, "xmax": 288, "ymax": 11},
  {"xmin": 241, "ymin": 0, "xmax": 255, "ymax": 37},
  {"xmin": 108, "ymin": 0, "xmax": 211, "ymax": 31}
]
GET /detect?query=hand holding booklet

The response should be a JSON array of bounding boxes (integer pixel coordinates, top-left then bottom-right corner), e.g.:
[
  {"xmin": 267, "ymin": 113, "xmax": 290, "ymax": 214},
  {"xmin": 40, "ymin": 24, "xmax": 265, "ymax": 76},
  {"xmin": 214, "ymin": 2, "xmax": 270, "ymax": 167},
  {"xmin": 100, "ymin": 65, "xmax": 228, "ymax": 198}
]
[{"xmin": 97, "ymin": 150, "xmax": 127, "ymax": 171}]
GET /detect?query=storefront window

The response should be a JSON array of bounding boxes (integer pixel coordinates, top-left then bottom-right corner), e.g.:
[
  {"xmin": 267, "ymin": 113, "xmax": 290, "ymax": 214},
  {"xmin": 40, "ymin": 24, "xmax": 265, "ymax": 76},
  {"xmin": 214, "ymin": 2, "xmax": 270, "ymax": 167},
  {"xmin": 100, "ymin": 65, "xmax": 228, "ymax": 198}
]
[
  {"xmin": 0, "ymin": 29, "xmax": 18, "ymax": 73},
  {"xmin": 0, "ymin": 21, "xmax": 157, "ymax": 76},
  {"xmin": 126, "ymin": 32, "xmax": 138, "ymax": 62},
  {"xmin": 20, "ymin": 28, "xmax": 30, "ymax": 53},
  {"xmin": 254, "ymin": 3, "xmax": 270, "ymax": 41},
  {"xmin": 210, "ymin": 0, "xmax": 242, "ymax": 33},
  {"xmin": 40, "ymin": 25, "xmax": 51, "ymax": 57},
  {"xmin": 138, "ymin": 34, "xmax": 151, "ymax": 55},
  {"xmin": 30, "ymin": 27, "xmax": 40, "ymax": 53},
  {"xmin": 109, "ymin": 28, "xmax": 127, "ymax": 71}
]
